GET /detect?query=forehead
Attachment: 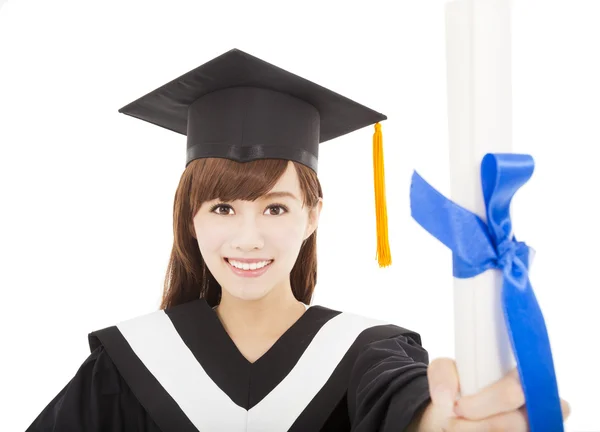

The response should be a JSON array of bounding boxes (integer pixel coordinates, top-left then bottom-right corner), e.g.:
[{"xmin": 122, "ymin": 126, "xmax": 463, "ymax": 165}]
[{"xmin": 270, "ymin": 161, "xmax": 301, "ymax": 192}]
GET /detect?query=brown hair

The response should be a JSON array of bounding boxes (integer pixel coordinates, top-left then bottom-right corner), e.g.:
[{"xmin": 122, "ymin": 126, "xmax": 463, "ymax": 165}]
[{"xmin": 159, "ymin": 157, "xmax": 323, "ymax": 311}]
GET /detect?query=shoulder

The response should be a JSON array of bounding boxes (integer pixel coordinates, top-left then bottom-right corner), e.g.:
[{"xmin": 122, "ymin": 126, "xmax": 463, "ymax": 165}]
[
  {"xmin": 332, "ymin": 308, "xmax": 431, "ymax": 430},
  {"xmin": 88, "ymin": 299, "xmax": 203, "ymax": 353},
  {"xmin": 26, "ymin": 346, "xmax": 125, "ymax": 431},
  {"xmin": 313, "ymin": 304, "xmax": 427, "ymax": 357},
  {"xmin": 64, "ymin": 345, "xmax": 125, "ymax": 400}
]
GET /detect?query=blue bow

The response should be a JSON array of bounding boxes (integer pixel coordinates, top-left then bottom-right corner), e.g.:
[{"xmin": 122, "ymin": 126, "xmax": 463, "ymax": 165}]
[{"xmin": 410, "ymin": 153, "xmax": 563, "ymax": 431}]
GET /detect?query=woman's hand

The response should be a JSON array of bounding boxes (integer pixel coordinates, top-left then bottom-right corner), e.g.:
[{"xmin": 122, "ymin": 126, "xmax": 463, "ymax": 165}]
[{"xmin": 415, "ymin": 357, "xmax": 571, "ymax": 431}]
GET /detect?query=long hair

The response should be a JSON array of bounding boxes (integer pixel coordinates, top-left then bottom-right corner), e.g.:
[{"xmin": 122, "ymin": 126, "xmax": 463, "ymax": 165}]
[{"xmin": 159, "ymin": 157, "xmax": 323, "ymax": 311}]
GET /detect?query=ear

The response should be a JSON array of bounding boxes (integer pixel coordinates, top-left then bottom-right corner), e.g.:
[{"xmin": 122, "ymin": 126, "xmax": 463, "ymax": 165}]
[{"xmin": 304, "ymin": 198, "xmax": 323, "ymax": 241}]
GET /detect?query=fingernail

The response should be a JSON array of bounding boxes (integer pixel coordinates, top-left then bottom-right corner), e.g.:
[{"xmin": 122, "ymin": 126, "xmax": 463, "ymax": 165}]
[{"xmin": 433, "ymin": 386, "xmax": 454, "ymax": 409}]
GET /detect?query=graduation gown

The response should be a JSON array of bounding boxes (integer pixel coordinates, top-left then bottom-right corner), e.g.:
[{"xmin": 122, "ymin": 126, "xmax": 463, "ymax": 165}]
[{"xmin": 26, "ymin": 298, "xmax": 431, "ymax": 431}]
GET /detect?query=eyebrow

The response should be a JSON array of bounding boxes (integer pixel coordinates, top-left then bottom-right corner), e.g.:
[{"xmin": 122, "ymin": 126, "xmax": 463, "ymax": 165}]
[{"xmin": 261, "ymin": 191, "xmax": 299, "ymax": 201}]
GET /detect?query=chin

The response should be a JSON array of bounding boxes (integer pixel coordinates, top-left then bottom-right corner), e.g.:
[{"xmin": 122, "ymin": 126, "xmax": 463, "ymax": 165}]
[{"xmin": 224, "ymin": 285, "xmax": 273, "ymax": 302}]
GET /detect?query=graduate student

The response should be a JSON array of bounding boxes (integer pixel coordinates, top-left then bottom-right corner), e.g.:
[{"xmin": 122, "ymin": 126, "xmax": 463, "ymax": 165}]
[{"xmin": 27, "ymin": 49, "xmax": 570, "ymax": 431}]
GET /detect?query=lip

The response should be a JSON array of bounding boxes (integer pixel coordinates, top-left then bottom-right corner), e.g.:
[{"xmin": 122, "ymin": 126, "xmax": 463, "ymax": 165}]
[
  {"xmin": 226, "ymin": 257, "xmax": 273, "ymax": 263},
  {"xmin": 224, "ymin": 257, "xmax": 273, "ymax": 278}
]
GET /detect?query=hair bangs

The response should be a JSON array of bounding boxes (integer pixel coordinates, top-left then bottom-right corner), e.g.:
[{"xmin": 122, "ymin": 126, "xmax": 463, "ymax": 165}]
[{"xmin": 190, "ymin": 158, "xmax": 290, "ymax": 205}]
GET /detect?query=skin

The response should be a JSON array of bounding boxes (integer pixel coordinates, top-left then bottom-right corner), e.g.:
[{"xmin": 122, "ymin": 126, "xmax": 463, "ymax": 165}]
[
  {"xmin": 408, "ymin": 358, "xmax": 571, "ymax": 431},
  {"xmin": 192, "ymin": 160, "xmax": 571, "ymax": 429},
  {"xmin": 192, "ymin": 161, "xmax": 322, "ymax": 356}
]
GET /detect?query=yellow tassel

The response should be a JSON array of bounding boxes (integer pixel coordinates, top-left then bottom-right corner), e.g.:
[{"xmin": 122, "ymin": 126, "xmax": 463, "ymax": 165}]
[{"xmin": 372, "ymin": 123, "xmax": 391, "ymax": 267}]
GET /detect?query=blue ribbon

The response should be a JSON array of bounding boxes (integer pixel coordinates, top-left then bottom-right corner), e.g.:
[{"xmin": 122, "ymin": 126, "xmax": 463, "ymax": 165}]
[{"xmin": 410, "ymin": 153, "xmax": 563, "ymax": 431}]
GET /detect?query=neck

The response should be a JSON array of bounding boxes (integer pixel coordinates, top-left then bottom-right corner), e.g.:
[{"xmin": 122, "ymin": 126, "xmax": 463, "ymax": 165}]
[{"xmin": 214, "ymin": 288, "xmax": 307, "ymax": 339}]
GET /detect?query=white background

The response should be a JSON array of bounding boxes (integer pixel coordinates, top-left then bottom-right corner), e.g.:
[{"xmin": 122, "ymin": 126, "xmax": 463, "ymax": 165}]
[{"xmin": 1, "ymin": 0, "xmax": 598, "ymax": 430}]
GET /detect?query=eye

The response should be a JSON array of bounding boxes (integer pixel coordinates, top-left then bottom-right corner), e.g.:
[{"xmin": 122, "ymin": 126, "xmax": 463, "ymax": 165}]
[
  {"xmin": 208, "ymin": 203, "xmax": 289, "ymax": 216},
  {"xmin": 265, "ymin": 203, "xmax": 289, "ymax": 216},
  {"xmin": 209, "ymin": 204, "xmax": 233, "ymax": 215}
]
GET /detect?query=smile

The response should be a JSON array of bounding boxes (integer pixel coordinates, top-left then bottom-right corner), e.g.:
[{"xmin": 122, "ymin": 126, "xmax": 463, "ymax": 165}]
[{"xmin": 224, "ymin": 258, "xmax": 274, "ymax": 278}]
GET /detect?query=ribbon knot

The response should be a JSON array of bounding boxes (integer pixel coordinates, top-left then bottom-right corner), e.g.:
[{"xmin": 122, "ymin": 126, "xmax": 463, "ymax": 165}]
[
  {"xmin": 497, "ymin": 239, "xmax": 518, "ymax": 269},
  {"xmin": 498, "ymin": 241, "xmax": 518, "ymax": 272},
  {"xmin": 410, "ymin": 153, "xmax": 563, "ymax": 432},
  {"xmin": 496, "ymin": 238, "xmax": 529, "ymax": 274}
]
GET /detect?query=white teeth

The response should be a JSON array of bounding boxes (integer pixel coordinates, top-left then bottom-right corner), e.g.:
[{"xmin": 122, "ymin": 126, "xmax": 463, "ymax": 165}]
[{"xmin": 228, "ymin": 259, "xmax": 272, "ymax": 270}]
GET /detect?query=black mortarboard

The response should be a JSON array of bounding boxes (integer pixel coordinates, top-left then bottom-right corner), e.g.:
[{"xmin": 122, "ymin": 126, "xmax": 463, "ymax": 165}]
[{"xmin": 118, "ymin": 48, "xmax": 391, "ymax": 267}]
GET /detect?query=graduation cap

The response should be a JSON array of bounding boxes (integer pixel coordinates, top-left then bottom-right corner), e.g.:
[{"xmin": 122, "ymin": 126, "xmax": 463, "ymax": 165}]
[{"xmin": 118, "ymin": 48, "xmax": 391, "ymax": 267}]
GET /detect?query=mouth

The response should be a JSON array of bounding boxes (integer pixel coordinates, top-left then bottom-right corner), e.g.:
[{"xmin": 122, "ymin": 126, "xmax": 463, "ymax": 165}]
[{"xmin": 224, "ymin": 258, "xmax": 274, "ymax": 277}]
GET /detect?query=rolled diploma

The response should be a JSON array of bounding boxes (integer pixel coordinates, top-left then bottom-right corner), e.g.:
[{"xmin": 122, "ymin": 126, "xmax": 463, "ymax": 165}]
[{"xmin": 445, "ymin": 0, "xmax": 517, "ymax": 396}]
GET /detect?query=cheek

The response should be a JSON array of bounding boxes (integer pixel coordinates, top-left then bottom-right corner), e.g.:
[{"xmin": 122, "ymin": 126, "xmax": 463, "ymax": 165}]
[
  {"xmin": 195, "ymin": 224, "xmax": 229, "ymax": 255},
  {"xmin": 267, "ymin": 221, "xmax": 305, "ymax": 251}
]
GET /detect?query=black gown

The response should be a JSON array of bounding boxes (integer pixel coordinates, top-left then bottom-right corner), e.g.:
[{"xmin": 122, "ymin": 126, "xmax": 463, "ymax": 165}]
[{"xmin": 26, "ymin": 298, "xmax": 431, "ymax": 431}]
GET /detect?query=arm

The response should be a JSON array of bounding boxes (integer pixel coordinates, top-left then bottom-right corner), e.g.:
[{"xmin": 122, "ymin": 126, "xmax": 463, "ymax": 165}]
[
  {"xmin": 406, "ymin": 400, "xmax": 444, "ymax": 432},
  {"xmin": 26, "ymin": 346, "xmax": 134, "ymax": 431},
  {"xmin": 26, "ymin": 347, "xmax": 107, "ymax": 431},
  {"xmin": 405, "ymin": 401, "xmax": 428, "ymax": 432},
  {"xmin": 348, "ymin": 333, "xmax": 432, "ymax": 432}
]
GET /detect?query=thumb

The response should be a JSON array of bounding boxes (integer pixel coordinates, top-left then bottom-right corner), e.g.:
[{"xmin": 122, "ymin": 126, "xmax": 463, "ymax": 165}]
[{"xmin": 427, "ymin": 357, "xmax": 461, "ymax": 411}]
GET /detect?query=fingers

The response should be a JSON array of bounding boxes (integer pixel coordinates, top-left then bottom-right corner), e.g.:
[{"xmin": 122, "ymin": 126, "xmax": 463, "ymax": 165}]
[
  {"xmin": 454, "ymin": 368, "xmax": 524, "ymax": 420},
  {"xmin": 427, "ymin": 357, "xmax": 460, "ymax": 411},
  {"xmin": 445, "ymin": 406, "xmax": 529, "ymax": 432},
  {"xmin": 446, "ymin": 399, "xmax": 571, "ymax": 432}
]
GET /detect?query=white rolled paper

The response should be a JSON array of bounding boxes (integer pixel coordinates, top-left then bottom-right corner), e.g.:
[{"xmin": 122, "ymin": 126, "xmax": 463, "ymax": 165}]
[{"xmin": 445, "ymin": 0, "xmax": 516, "ymax": 396}]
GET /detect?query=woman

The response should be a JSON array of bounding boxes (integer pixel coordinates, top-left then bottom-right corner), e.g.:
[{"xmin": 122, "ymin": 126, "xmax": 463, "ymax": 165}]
[{"xmin": 27, "ymin": 49, "xmax": 570, "ymax": 431}]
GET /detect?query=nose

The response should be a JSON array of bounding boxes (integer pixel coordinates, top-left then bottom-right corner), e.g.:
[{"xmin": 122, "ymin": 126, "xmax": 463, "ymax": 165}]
[{"xmin": 230, "ymin": 215, "xmax": 265, "ymax": 251}]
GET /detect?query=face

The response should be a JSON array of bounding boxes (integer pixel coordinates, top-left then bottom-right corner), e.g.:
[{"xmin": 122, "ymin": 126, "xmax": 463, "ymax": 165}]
[{"xmin": 192, "ymin": 161, "xmax": 322, "ymax": 303}]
